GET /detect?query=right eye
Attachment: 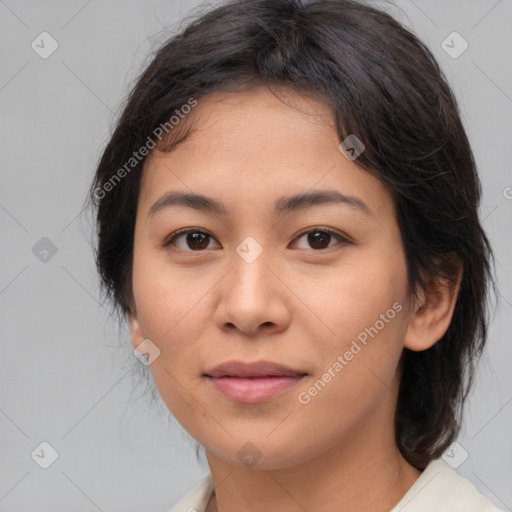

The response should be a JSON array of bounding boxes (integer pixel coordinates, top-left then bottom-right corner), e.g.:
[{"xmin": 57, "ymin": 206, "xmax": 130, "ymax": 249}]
[{"xmin": 163, "ymin": 228, "xmax": 221, "ymax": 252}]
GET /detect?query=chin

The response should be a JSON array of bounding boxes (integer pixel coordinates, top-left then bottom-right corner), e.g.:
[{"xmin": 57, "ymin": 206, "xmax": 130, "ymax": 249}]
[{"xmin": 203, "ymin": 432, "xmax": 319, "ymax": 471}]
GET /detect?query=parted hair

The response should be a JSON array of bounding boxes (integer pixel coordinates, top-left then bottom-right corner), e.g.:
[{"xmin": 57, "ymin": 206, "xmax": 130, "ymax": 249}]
[{"xmin": 87, "ymin": 0, "xmax": 495, "ymax": 470}]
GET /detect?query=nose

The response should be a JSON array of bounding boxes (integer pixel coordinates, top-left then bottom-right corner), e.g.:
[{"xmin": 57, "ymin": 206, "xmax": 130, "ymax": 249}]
[{"xmin": 213, "ymin": 246, "xmax": 291, "ymax": 337}]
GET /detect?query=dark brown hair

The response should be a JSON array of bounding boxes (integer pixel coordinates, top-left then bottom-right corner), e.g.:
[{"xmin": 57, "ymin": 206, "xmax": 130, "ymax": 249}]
[{"xmin": 87, "ymin": 0, "xmax": 495, "ymax": 470}]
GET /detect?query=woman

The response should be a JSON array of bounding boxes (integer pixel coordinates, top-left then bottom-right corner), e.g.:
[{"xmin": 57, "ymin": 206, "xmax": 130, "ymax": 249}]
[{"xmin": 88, "ymin": 0, "xmax": 501, "ymax": 510}]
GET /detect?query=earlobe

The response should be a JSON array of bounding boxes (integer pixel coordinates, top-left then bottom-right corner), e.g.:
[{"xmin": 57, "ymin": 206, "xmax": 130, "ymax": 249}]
[
  {"xmin": 128, "ymin": 308, "xmax": 145, "ymax": 350},
  {"xmin": 404, "ymin": 261, "xmax": 463, "ymax": 352}
]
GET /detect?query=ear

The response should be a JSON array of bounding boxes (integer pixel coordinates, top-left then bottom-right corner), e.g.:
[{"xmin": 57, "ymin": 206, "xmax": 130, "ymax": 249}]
[
  {"xmin": 128, "ymin": 306, "xmax": 145, "ymax": 351},
  {"xmin": 404, "ymin": 258, "xmax": 463, "ymax": 351}
]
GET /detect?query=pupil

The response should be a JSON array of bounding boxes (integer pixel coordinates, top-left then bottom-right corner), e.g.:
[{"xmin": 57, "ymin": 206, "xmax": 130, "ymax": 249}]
[
  {"xmin": 308, "ymin": 231, "xmax": 330, "ymax": 249},
  {"xmin": 187, "ymin": 232, "xmax": 209, "ymax": 250}
]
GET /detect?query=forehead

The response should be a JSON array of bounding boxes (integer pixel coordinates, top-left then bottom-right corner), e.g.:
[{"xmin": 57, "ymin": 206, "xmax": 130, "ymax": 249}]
[{"xmin": 138, "ymin": 86, "xmax": 393, "ymax": 219}]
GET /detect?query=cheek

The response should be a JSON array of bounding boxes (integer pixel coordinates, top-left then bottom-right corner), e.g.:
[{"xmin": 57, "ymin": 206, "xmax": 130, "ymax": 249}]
[
  {"xmin": 130, "ymin": 245, "xmax": 217, "ymax": 401},
  {"xmin": 291, "ymin": 284, "xmax": 408, "ymax": 460},
  {"xmin": 132, "ymin": 268, "xmax": 210, "ymax": 433},
  {"xmin": 132, "ymin": 238, "xmax": 208, "ymax": 336},
  {"xmin": 309, "ymin": 248, "xmax": 409, "ymax": 351},
  {"xmin": 301, "ymin": 242, "xmax": 409, "ymax": 408}
]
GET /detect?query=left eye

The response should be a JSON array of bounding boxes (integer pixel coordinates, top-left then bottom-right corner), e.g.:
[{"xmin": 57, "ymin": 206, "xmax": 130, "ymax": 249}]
[{"xmin": 292, "ymin": 229, "xmax": 348, "ymax": 250}]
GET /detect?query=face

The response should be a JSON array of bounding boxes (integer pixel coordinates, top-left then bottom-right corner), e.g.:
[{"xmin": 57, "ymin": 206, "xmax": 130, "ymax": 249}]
[{"xmin": 129, "ymin": 86, "xmax": 414, "ymax": 470}]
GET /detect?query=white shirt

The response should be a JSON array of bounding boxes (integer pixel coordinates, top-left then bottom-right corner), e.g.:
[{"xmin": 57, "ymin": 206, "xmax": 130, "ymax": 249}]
[{"xmin": 168, "ymin": 458, "xmax": 503, "ymax": 512}]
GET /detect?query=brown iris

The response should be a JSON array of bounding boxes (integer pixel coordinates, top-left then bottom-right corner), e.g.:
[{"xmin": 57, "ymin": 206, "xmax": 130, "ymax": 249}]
[
  {"xmin": 186, "ymin": 232, "xmax": 210, "ymax": 250},
  {"xmin": 306, "ymin": 231, "xmax": 332, "ymax": 250}
]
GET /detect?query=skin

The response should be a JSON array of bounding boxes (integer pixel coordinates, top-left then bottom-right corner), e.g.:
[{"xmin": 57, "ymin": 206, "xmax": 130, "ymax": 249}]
[{"xmin": 128, "ymin": 86, "xmax": 461, "ymax": 512}]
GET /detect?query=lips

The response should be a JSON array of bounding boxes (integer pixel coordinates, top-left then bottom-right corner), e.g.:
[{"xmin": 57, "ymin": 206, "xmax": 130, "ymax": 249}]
[
  {"xmin": 204, "ymin": 360, "xmax": 307, "ymax": 378},
  {"xmin": 204, "ymin": 360, "xmax": 308, "ymax": 404}
]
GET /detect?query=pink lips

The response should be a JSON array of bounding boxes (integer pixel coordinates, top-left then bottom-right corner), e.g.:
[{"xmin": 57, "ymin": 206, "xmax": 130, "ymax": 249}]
[{"xmin": 204, "ymin": 360, "xmax": 307, "ymax": 404}]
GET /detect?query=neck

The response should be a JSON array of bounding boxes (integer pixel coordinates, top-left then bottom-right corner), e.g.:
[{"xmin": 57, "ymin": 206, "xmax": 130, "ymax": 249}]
[{"xmin": 204, "ymin": 423, "xmax": 421, "ymax": 512}]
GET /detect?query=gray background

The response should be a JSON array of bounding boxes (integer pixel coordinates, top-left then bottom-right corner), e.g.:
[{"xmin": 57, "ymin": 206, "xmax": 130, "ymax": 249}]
[{"xmin": 0, "ymin": 0, "xmax": 511, "ymax": 510}]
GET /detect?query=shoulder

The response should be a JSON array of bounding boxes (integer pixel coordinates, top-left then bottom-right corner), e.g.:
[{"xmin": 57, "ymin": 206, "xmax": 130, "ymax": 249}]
[
  {"xmin": 391, "ymin": 458, "xmax": 504, "ymax": 512},
  {"xmin": 167, "ymin": 473, "xmax": 215, "ymax": 512}
]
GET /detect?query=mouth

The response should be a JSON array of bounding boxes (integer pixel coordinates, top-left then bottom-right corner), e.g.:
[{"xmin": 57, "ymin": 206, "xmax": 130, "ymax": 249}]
[{"xmin": 203, "ymin": 360, "xmax": 308, "ymax": 404}]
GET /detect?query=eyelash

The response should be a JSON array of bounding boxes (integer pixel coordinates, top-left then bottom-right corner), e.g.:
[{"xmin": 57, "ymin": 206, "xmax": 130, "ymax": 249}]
[{"xmin": 162, "ymin": 227, "xmax": 351, "ymax": 253}]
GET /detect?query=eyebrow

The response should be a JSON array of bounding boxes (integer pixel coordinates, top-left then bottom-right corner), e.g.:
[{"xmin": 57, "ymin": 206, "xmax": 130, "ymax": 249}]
[{"xmin": 148, "ymin": 189, "xmax": 372, "ymax": 218}]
